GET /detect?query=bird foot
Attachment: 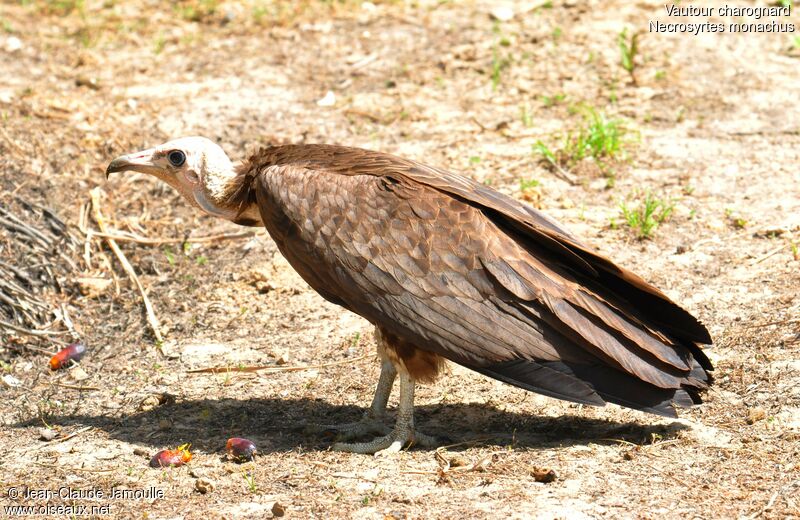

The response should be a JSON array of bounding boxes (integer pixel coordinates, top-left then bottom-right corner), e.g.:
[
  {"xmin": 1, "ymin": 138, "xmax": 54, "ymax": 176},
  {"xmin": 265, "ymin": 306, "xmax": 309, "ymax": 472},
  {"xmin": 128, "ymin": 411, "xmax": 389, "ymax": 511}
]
[
  {"xmin": 332, "ymin": 427, "xmax": 438, "ymax": 456},
  {"xmin": 320, "ymin": 416, "xmax": 391, "ymax": 442}
]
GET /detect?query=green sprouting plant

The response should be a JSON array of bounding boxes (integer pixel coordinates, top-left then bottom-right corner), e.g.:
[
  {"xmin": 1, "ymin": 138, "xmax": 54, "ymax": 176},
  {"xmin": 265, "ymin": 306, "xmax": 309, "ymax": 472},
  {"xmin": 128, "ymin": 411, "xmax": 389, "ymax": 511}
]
[
  {"xmin": 490, "ymin": 22, "xmax": 511, "ymax": 90},
  {"xmin": 519, "ymin": 178, "xmax": 541, "ymax": 191},
  {"xmin": 520, "ymin": 103, "xmax": 534, "ymax": 127},
  {"xmin": 541, "ymin": 93, "xmax": 566, "ymax": 108},
  {"xmin": 163, "ymin": 246, "xmax": 176, "ymax": 265},
  {"xmin": 532, "ymin": 140, "xmax": 577, "ymax": 184},
  {"xmin": 176, "ymin": 0, "xmax": 219, "ymax": 22},
  {"xmin": 533, "ymin": 140, "xmax": 558, "ymax": 166},
  {"xmin": 565, "ymin": 107, "xmax": 626, "ymax": 162},
  {"xmin": 533, "ymin": 107, "xmax": 632, "ymax": 182},
  {"xmin": 793, "ymin": 36, "xmax": 800, "ymax": 49},
  {"xmin": 154, "ymin": 33, "xmax": 166, "ymax": 54},
  {"xmin": 618, "ymin": 191, "xmax": 674, "ymax": 239},
  {"xmin": 724, "ymin": 208, "xmax": 747, "ymax": 228},
  {"xmin": 253, "ymin": 4, "xmax": 268, "ymax": 23},
  {"xmin": 244, "ymin": 473, "xmax": 258, "ymax": 494},
  {"xmin": 491, "ymin": 48, "xmax": 510, "ymax": 90},
  {"xmin": 41, "ymin": 0, "xmax": 85, "ymax": 16},
  {"xmin": 618, "ymin": 28, "xmax": 640, "ymax": 84}
]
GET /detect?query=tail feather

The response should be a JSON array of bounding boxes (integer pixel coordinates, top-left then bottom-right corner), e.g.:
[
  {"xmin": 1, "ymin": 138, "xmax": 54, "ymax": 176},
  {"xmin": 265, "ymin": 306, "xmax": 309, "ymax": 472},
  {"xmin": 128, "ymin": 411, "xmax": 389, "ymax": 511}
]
[
  {"xmin": 471, "ymin": 360, "xmax": 605, "ymax": 407},
  {"xmin": 473, "ymin": 358, "xmax": 703, "ymax": 418}
]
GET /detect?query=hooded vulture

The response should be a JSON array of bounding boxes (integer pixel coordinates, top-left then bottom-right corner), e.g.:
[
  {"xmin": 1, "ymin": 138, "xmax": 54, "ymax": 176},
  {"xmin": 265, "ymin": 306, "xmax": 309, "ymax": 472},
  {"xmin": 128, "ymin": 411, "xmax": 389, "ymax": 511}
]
[{"xmin": 106, "ymin": 137, "xmax": 713, "ymax": 455}]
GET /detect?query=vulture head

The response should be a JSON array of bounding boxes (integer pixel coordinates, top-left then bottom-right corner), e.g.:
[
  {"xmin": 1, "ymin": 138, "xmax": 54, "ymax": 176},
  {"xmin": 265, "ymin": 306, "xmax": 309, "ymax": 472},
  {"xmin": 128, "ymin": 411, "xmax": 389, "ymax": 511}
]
[{"xmin": 105, "ymin": 136, "xmax": 251, "ymax": 222}]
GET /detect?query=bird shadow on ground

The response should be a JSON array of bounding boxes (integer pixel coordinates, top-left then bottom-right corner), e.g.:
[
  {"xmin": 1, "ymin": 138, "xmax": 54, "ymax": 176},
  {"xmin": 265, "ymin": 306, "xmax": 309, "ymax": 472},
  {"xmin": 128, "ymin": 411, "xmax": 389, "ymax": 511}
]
[{"xmin": 14, "ymin": 397, "xmax": 690, "ymax": 454}]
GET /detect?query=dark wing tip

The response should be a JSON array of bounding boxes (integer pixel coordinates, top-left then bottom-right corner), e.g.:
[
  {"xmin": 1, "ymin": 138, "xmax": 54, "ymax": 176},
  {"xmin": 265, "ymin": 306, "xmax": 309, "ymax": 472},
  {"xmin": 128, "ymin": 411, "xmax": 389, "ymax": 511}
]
[
  {"xmin": 476, "ymin": 359, "xmax": 708, "ymax": 418},
  {"xmin": 472, "ymin": 360, "xmax": 606, "ymax": 407}
]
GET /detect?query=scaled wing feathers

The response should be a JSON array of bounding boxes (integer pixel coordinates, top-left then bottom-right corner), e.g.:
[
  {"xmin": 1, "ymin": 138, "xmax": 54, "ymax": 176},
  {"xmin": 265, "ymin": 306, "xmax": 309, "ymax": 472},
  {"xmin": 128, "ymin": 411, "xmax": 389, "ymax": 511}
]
[{"xmin": 229, "ymin": 144, "xmax": 712, "ymax": 416}]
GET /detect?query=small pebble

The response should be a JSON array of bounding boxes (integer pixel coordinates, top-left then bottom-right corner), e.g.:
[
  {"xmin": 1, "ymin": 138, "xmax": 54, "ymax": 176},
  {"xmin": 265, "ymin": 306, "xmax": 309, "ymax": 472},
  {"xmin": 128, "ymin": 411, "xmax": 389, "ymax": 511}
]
[
  {"xmin": 271, "ymin": 349, "xmax": 289, "ymax": 365},
  {"xmin": 75, "ymin": 76, "xmax": 100, "ymax": 90},
  {"xmin": 490, "ymin": 6, "xmax": 515, "ymax": 21},
  {"xmin": 271, "ymin": 502, "xmax": 286, "ymax": 517},
  {"xmin": 4, "ymin": 36, "xmax": 22, "ymax": 53},
  {"xmin": 531, "ymin": 466, "xmax": 557, "ymax": 483},
  {"xmin": 448, "ymin": 455, "xmax": 469, "ymax": 468},
  {"xmin": 2, "ymin": 374, "xmax": 21, "ymax": 388},
  {"xmin": 195, "ymin": 477, "xmax": 215, "ymax": 494},
  {"xmin": 69, "ymin": 366, "xmax": 89, "ymax": 382},
  {"xmin": 747, "ymin": 407, "xmax": 766, "ymax": 425},
  {"xmin": 316, "ymin": 90, "xmax": 336, "ymax": 107},
  {"xmin": 39, "ymin": 428, "xmax": 58, "ymax": 441}
]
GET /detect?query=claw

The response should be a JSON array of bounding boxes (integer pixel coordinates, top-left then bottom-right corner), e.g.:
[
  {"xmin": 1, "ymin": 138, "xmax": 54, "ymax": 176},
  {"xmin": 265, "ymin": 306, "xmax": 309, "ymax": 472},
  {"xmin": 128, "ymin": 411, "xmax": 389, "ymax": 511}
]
[
  {"xmin": 325, "ymin": 337, "xmax": 440, "ymax": 455},
  {"xmin": 375, "ymin": 440, "xmax": 404, "ymax": 457},
  {"xmin": 322, "ymin": 417, "xmax": 391, "ymax": 442},
  {"xmin": 332, "ymin": 427, "xmax": 438, "ymax": 455}
]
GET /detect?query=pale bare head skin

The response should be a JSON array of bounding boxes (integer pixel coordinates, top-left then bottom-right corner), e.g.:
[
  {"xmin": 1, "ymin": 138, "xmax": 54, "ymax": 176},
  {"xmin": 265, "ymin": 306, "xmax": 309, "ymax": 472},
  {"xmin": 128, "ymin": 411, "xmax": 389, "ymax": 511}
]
[{"xmin": 105, "ymin": 136, "xmax": 249, "ymax": 222}]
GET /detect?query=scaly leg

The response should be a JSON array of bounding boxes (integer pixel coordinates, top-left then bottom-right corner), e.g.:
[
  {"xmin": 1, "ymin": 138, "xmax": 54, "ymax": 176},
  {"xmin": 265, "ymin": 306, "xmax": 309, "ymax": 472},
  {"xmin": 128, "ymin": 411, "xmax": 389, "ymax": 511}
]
[
  {"xmin": 333, "ymin": 362, "xmax": 437, "ymax": 456},
  {"xmin": 324, "ymin": 359, "xmax": 396, "ymax": 440}
]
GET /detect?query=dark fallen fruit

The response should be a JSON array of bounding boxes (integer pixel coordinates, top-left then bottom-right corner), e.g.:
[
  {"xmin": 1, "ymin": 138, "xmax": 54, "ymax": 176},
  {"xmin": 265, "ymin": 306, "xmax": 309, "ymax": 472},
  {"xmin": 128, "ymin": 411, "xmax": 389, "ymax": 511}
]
[
  {"xmin": 226, "ymin": 438, "xmax": 257, "ymax": 462},
  {"xmin": 49, "ymin": 343, "xmax": 87, "ymax": 370},
  {"xmin": 149, "ymin": 444, "xmax": 192, "ymax": 468}
]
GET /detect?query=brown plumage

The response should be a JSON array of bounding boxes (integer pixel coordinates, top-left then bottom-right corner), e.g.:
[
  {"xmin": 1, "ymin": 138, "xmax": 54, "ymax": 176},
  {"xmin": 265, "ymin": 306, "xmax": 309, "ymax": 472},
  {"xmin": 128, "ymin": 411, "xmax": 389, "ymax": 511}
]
[
  {"xmin": 107, "ymin": 138, "xmax": 713, "ymax": 454},
  {"xmin": 227, "ymin": 145, "xmax": 712, "ymax": 407}
]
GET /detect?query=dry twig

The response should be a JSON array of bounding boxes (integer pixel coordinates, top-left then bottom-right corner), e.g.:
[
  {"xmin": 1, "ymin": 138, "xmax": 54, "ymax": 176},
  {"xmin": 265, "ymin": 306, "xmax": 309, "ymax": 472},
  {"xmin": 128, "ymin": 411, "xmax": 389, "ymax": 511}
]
[
  {"xmin": 749, "ymin": 243, "xmax": 791, "ymax": 265},
  {"xmin": 34, "ymin": 462, "xmax": 115, "ymax": 473},
  {"xmin": 89, "ymin": 229, "xmax": 257, "ymax": 246},
  {"xmin": 0, "ymin": 318, "xmax": 71, "ymax": 338},
  {"xmin": 0, "ymin": 126, "xmax": 25, "ymax": 157},
  {"xmin": 90, "ymin": 188, "xmax": 163, "ymax": 345},
  {"xmin": 34, "ymin": 426, "xmax": 93, "ymax": 450},
  {"xmin": 187, "ymin": 354, "xmax": 369, "ymax": 374},
  {"xmin": 53, "ymin": 383, "xmax": 101, "ymax": 391}
]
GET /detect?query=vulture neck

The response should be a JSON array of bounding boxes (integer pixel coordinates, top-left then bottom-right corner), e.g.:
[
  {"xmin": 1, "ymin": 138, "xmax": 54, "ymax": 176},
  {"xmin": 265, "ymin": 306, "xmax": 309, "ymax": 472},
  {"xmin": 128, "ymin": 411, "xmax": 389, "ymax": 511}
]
[
  {"xmin": 195, "ymin": 186, "xmax": 239, "ymax": 221},
  {"xmin": 198, "ymin": 162, "xmax": 263, "ymax": 226}
]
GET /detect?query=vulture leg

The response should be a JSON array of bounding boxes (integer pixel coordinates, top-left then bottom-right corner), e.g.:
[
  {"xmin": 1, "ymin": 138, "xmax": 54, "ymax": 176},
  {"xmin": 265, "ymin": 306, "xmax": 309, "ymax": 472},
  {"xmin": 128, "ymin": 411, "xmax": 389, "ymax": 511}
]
[
  {"xmin": 324, "ymin": 359, "xmax": 396, "ymax": 441},
  {"xmin": 333, "ymin": 361, "xmax": 437, "ymax": 455}
]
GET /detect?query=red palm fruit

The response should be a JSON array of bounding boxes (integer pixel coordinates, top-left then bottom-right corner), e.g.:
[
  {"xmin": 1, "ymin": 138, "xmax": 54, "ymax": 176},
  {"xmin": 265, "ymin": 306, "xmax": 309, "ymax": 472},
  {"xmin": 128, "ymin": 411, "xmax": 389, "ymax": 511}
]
[
  {"xmin": 226, "ymin": 438, "xmax": 257, "ymax": 462},
  {"xmin": 49, "ymin": 343, "xmax": 87, "ymax": 370},
  {"xmin": 149, "ymin": 444, "xmax": 192, "ymax": 468}
]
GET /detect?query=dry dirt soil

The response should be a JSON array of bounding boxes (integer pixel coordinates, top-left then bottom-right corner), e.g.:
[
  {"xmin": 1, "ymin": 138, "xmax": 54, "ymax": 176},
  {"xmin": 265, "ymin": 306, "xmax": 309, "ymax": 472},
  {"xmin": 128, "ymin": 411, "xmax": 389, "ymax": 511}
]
[{"xmin": 1, "ymin": 1, "xmax": 799, "ymax": 518}]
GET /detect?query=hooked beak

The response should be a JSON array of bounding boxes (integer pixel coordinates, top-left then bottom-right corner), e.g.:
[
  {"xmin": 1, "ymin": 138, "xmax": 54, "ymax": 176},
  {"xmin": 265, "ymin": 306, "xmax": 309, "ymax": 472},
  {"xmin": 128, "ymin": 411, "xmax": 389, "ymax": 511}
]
[{"xmin": 105, "ymin": 148, "xmax": 160, "ymax": 178}]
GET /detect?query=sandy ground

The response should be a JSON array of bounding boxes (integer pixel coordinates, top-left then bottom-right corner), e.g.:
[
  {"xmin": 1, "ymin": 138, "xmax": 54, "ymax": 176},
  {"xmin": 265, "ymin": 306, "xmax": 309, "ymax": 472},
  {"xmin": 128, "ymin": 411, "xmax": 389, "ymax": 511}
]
[{"xmin": 0, "ymin": 1, "xmax": 799, "ymax": 518}]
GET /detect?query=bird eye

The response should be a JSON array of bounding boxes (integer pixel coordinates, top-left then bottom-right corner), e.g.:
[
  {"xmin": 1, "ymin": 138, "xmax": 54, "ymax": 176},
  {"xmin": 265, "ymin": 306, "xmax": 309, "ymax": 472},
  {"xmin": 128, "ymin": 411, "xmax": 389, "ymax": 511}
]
[{"xmin": 167, "ymin": 150, "xmax": 186, "ymax": 167}]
